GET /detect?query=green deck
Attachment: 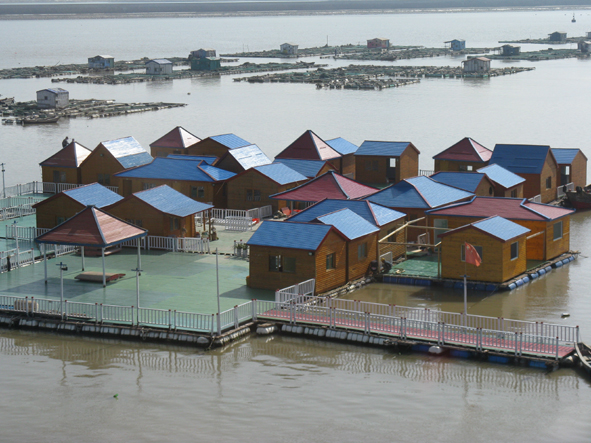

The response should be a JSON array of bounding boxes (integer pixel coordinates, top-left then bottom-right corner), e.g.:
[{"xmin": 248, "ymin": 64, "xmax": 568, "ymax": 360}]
[{"xmin": 388, "ymin": 255, "xmax": 440, "ymax": 278}]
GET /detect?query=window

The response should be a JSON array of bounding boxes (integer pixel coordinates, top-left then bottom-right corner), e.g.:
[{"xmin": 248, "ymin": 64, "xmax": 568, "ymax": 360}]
[
  {"xmin": 56, "ymin": 216, "xmax": 65, "ymax": 225},
  {"xmin": 170, "ymin": 217, "xmax": 180, "ymax": 231},
  {"xmin": 283, "ymin": 257, "xmax": 296, "ymax": 273},
  {"xmin": 553, "ymin": 221, "xmax": 563, "ymax": 241},
  {"xmin": 326, "ymin": 253, "xmax": 336, "ymax": 270},
  {"xmin": 191, "ymin": 186, "xmax": 198, "ymax": 198},
  {"xmin": 365, "ymin": 160, "xmax": 378, "ymax": 171},
  {"xmin": 254, "ymin": 190, "xmax": 261, "ymax": 202},
  {"xmin": 434, "ymin": 218, "xmax": 448, "ymax": 241},
  {"xmin": 358, "ymin": 242, "xmax": 368, "ymax": 260},
  {"xmin": 510, "ymin": 189, "xmax": 517, "ymax": 198},
  {"xmin": 142, "ymin": 182, "xmax": 155, "ymax": 190},
  {"xmin": 246, "ymin": 189, "xmax": 253, "ymax": 201},
  {"xmin": 198, "ymin": 186, "xmax": 205, "ymax": 199},
  {"xmin": 467, "ymin": 165, "xmax": 473, "ymax": 171},
  {"xmin": 98, "ymin": 174, "xmax": 110, "ymax": 185},
  {"xmin": 269, "ymin": 255, "xmax": 281, "ymax": 272},
  {"xmin": 489, "ymin": 187, "xmax": 493, "ymax": 195},
  {"xmin": 461, "ymin": 244, "xmax": 483, "ymax": 262},
  {"xmin": 389, "ymin": 158, "xmax": 397, "ymax": 168},
  {"xmin": 135, "ymin": 219, "xmax": 143, "ymax": 227},
  {"xmin": 510, "ymin": 242, "xmax": 519, "ymax": 260},
  {"xmin": 546, "ymin": 176, "xmax": 552, "ymax": 189}
]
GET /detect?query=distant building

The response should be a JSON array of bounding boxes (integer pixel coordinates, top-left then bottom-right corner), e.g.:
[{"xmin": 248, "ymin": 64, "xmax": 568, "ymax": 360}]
[
  {"xmin": 501, "ymin": 44, "xmax": 521, "ymax": 56},
  {"xmin": 354, "ymin": 141, "xmax": 420, "ymax": 185},
  {"xmin": 275, "ymin": 130, "xmax": 343, "ymax": 173},
  {"xmin": 40, "ymin": 141, "xmax": 92, "ymax": 185},
  {"xmin": 149, "ymin": 126, "xmax": 201, "ymax": 158},
  {"xmin": 578, "ymin": 40, "xmax": 591, "ymax": 53},
  {"xmin": 367, "ymin": 38, "xmax": 390, "ymax": 49},
  {"xmin": 189, "ymin": 48, "xmax": 216, "ymax": 59},
  {"xmin": 145, "ymin": 59, "xmax": 173, "ymax": 75},
  {"xmin": 551, "ymin": 148, "xmax": 588, "ymax": 188},
  {"xmin": 433, "ymin": 137, "xmax": 492, "ymax": 173},
  {"xmin": 548, "ymin": 32, "xmax": 567, "ymax": 42},
  {"xmin": 280, "ymin": 43, "xmax": 298, "ymax": 55},
  {"xmin": 187, "ymin": 133, "xmax": 252, "ymax": 158},
  {"xmin": 462, "ymin": 57, "xmax": 491, "ymax": 73},
  {"xmin": 587, "ymin": 31, "xmax": 591, "ymax": 39},
  {"xmin": 445, "ymin": 39, "xmax": 466, "ymax": 51},
  {"xmin": 88, "ymin": 55, "xmax": 115, "ymax": 69},
  {"xmin": 190, "ymin": 57, "xmax": 221, "ymax": 71},
  {"xmin": 36, "ymin": 88, "xmax": 69, "ymax": 109}
]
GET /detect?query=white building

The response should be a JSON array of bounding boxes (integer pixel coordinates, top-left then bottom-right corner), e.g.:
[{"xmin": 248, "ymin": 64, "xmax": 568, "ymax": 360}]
[
  {"xmin": 36, "ymin": 88, "xmax": 69, "ymax": 109},
  {"xmin": 280, "ymin": 43, "xmax": 298, "ymax": 56},
  {"xmin": 88, "ymin": 55, "xmax": 115, "ymax": 69},
  {"xmin": 462, "ymin": 57, "xmax": 491, "ymax": 73},
  {"xmin": 145, "ymin": 59, "xmax": 173, "ymax": 75}
]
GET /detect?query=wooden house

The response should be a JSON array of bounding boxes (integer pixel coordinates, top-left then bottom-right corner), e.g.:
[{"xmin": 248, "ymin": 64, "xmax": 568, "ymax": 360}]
[
  {"xmin": 40, "ymin": 141, "xmax": 92, "ymax": 185},
  {"xmin": 548, "ymin": 32, "xmax": 567, "ymax": 42},
  {"xmin": 149, "ymin": 126, "xmax": 201, "ymax": 158},
  {"xmin": 433, "ymin": 137, "xmax": 492, "ymax": 172},
  {"xmin": 79, "ymin": 136, "xmax": 153, "ymax": 187},
  {"xmin": 426, "ymin": 196, "xmax": 574, "ymax": 261},
  {"xmin": 187, "ymin": 133, "xmax": 251, "ymax": 158},
  {"xmin": 477, "ymin": 164, "xmax": 525, "ymax": 198},
  {"xmin": 354, "ymin": 140, "xmax": 420, "ymax": 185},
  {"xmin": 225, "ymin": 163, "xmax": 307, "ymax": 212},
  {"xmin": 367, "ymin": 38, "xmax": 390, "ymax": 49},
  {"xmin": 145, "ymin": 59, "xmax": 173, "ymax": 75},
  {"xmin": 578, "ymin": 40, "xmax": 591, "ymax": 53},
  {"xmin": 366, "ymin": 176, "xmax": 473, "ymax": 242},
  {"xmin": 429, "ymin": 172, "xmax": 496, "ymax": 197},
  {"xmin": 112, "ymin": 157, "xmax": 235, "ymax": 207},
  {"xmin": 103, "ymin": 185, "xmax": 212, "ymax": 238},
  {"xmin": 275, "ymin": 130, "xmax": 342, "ymax": 173},
  {"xmin": 191, "ymin": 57, "xmax": 221, "ymax": 71},
  {"xmin": 189, "ymin": 49, "xmax": 216, "ymax": 59},
  {"xmin": 439, "ymin": 216, "xmax": 530, "ymax": 283},
  {"xmin": 88, "ymin": 55, "xmax": 114, "ymax": 69},
  {"xmin": 288, "ymin": 199, "xmax": 407, "ymax": 261},
  {"xmin": 36, "ymin": 88, "xmax": 69, "ymax": 109},
  {"xmin": 214, "ymin": 144, "xmax": 272, "ymax": 174},
  {"xmin": 280, "ymin": 43, "xmax": 298, "ymax": 55},
  {"xmin": 489, "ymin": 144, "xmax": 559, "ymax": 203},
  {"xmin": 33, "ymin": 183, "xmax": 123, "ymax": 229},
  {"xmin": 501, "ymin": 45, "xmax": 521, "ymax": 56},
  {"xmin": 270, "ymin": 171, "xmax": 378, "ymax": 211},
  {"xmin": 326, "ymin": 137, "xmax": 358, "ymax": 177},
  {"xmin": 462, "ymin": 57, "xmax": 490, "ymax": 73},
  {"xmin": 551, "ymin": 148, "xmax": 588, "ymax": 188},
  {"xmin": 273, "ymin": 159, "xmax": 335, "ymax": 178},
  {"xmin": 445, "ymin": 39, "xmax": 466, "ymax": 51}
]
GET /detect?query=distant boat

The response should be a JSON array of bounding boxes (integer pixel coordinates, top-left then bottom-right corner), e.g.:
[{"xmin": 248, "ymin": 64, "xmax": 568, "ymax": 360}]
[
  {"xmin": 566, "ymin": 185, "xmax": 591, "ymax": 209},
  {"xmin": 572, "ymin": 13, "xmax": 576, "ymax": 23},
  {"xmin": 22, "ymin": 115, "xmax": 60, "ymax": 125}
]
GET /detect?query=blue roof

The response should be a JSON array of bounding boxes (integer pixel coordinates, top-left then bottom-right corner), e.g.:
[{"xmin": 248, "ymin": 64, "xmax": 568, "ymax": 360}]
[
  {"xmin": 210, "ymin": 134, "xmax": 251, "ymax": 150},
  {"xmin": 147, "ymin": 59, "xmax": 172, "ymax": 64},
  {"xmin": 254, "ymin": 163, "xmax": 307, "ymax": 185},
  {"xmin": 227, "ymin": 145, "xmax": 271, "ymax": 169},
  {"xmin": 429, "ymin": 172, "xmax": 486, "ymax": 193},
  {"xmin": 41, "ymin": 88, "xmax": 67, "ymax": 94},
  {"xmin": 167, "ymin": 155, "xmax": 217, "ymax": 165},
  {"xmin": 101, "ymin": 136, "xmax": 153, "ymax": 168},
  {"xmin": 477, "ymin": 164, "xmax": 525, "ymax": 189},
  {"xmin": 472, "ymin": 216, "xmax": 530, "ymax": 241},
  {"xmin": 367, "ymin": 176, "xmax": 473, "ymax": 209},
  {"xmin": 288, "ymin": 199, "xmax": 405, "ymax": 227},
  {"xmin": 63, "ymin": 183, "xmax": 123, "ymax": 208},
  {"xmin": 489, "ymin": 144, "xmax": 551, "ymax": 174},
  {"xmin": 273, "ymin": 159, "xmax": 328, "ymax": 178},
  {"xmin": 247, "ymin": 221, "xmax": 332, "ymax": 251},
  {"xmin": 355, "ymin": 141, "xmax": 414, "ymax": 157},
  {"xmin": 114, "ymin": 157, "xmax": 234, "ymax": 182},
  {"xmin": 326, "ymin": 137, "xmax": 359, "ymax": 155},
  {"xmin": 133, "ymin": 185, "xmax": 212, "ymax": 217},
  {"xmin": 551, "ymin": 148, "xmax": 582, "ymax": 165},
  {"xmin": 317, "ymin": 208, "xmax": 379, "ymax": 240}
]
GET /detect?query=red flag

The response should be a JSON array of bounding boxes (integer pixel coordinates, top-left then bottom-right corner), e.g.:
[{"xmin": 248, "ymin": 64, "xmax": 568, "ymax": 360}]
[{"xmin": 465, "ymin": 242, "xmax": 481, "ymax": 267}]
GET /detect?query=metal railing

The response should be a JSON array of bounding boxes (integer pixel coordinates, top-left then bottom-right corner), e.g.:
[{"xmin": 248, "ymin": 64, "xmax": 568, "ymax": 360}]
[
  {"xmin": 177, "ymin": 237, "xmax": 210, "ymax": 253},
  {"xmin": 275, "ymin": 279, "xmax": 316, "ymax": 303},
  {"xmin": 0, "ymin": 205, "xmax": 35, "ymax": 221},
  {"xmin": 5, "ymin": 226, "xmax": 49, "ymax": 241},
  {"xmin": 529, "ymin": 194, "xmax": 542, "ymax": 203},
  {"xmin": 0, "ymin": 196, "xmax": 44, "ymax": 209},
  {"xmin": 0, "ymin": 248, "xmax": 35, "ymax": 271},
  {"xmin": 2, "ymin": 181, "xmax": 118, "ymax": 198},
  {"xmin": 419, "ymin": 169, "xmax": 434, "ymax": 177},
  {"xmin": 557, "ymin": 182, "xmax": 575, "ymax": 198}
]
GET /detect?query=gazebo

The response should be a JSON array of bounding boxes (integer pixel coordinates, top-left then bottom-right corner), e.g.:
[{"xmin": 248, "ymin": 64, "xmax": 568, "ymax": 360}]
[{"xmin": 35, "ymin": 206, "xmax": 147, "ymax": 287}]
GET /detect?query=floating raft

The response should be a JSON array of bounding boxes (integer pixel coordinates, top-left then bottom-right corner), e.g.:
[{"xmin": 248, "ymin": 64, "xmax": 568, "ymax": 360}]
[{"xmin": 75, "ymin": 272, "xmax": 126, "ymax": 283}]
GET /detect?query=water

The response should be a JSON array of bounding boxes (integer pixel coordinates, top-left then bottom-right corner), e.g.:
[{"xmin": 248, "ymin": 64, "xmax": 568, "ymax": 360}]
[{"xmin": 1, "ymin": 9, "xmax": 591, "ymax": 441}]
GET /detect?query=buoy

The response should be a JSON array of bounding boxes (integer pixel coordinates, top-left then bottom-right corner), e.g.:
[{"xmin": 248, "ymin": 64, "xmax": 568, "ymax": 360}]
[
  {"xmin": 561, "ymin": 312, "xmax": 570, "ymax": 318},
  {"xmin": 429, "ymin": 346, "xmax": 444, "ymax": 354}
]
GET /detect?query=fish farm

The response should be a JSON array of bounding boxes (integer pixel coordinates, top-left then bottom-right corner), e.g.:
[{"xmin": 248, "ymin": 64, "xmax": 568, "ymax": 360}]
[
  {"xmin": 335, "ymin": 47, "xmax": 493, "ymax": 61},
  {"xmin": 486, "ymin": 48, "xmax": 586, "ymax": 61}
]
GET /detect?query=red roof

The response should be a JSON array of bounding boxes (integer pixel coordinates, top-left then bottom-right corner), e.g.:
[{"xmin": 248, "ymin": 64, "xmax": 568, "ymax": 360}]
[
  {"xmin": 36, "ymin": 206, "xmax": 146, "ymax": 247},
  {"xmin": 433, "ymin": 137, "xmax": 492, "ymax": 162},
  {"xmin": 427, "ymin": 196, "xmax": 573, "ymax": 221},
  {"xmin": 149, "ymin": 126, "xmax": 201, "ymax": 149},
  {"xmin": 270, "ymin": 171, "xmax": 377, "ymax": 202},
  {"xmin": 275, "ymin": 130, "xmax": 341, "ymax": 161},
  {"xmin": 39, "ymin": 142, "xmax": 92, "ymax": 168}
]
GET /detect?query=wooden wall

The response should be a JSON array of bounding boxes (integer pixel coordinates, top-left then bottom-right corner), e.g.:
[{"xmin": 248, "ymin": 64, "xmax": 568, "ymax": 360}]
[
  {"xmin": 346, "ymin": 233, "xmax": 379, "ymax": 281},
  {"xmin": 79, "ymin": 145, "xmax": 124, "ymax": 185},
  {"xmin": 354, "ymin": 148, "xmax": 419, "ymax": 185},
  {"xmin": 377, "ymin": 221, "xmax": 406, "ymax": 260},
  {"xmin": 214, "ymin": 155, "xmax": 244, "ymax": 174},
  {"xmin": 434, "ymin": 159, "xmax": 488, "ymax": 173},
  {"xmin": 474, "ymin": 177, "xmax": 496, "ymax": 197},
  {"xmin": 41, "ymin": 166, "xmax": 79, "ymax": 185},
  {"xmin": 35, "ymin": 195, "xmax": 84, "ymax": 229},
  {"xmin": 314, "ymin": 231, "xmax": 348, "ymax": 294},
  {"xmin": 517, "ymin": 154, "xmax": 557, "ymax": 203},
  {"xmin": 187, "ymin": 140, "xmax": 228, "ymax": 158},
  {"xmin": 560, "ymin": 152, "xmax": 587, "ymax": 188},
  {"xmin": 492, "ymin": 183, "xmax": 523, "ymax": 198},
  {"xmin": 112, "ymin": 176, "xmax": 217, "ymax": 205},
  {"xmin": 545, "ymin": 217, "xmax": 570, "ymax": 260},
  {"xmin": 150, "ymin": 146, "xmax": 185, "ymax": 158},
  {"xmin": 339, "ymin": 154, "xmax": 355, "ymax": 177},
  {"xmin": 399, "ymin": 147, "xmax": 419, "ymax": 181}
]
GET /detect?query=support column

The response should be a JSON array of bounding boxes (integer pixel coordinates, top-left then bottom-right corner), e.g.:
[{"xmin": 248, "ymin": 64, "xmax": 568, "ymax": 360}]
[
  {"xmin": 81, "ymin": 246, "xmax": 85, "ymax": 271},
  {"xmin": 43, "ymin": 244, "xmax": 47, "ymax": 284},
  {"xmin": 102, "ymin": 248, "xmax": 106, "ymax": 287},
  {"xmin": 137, "ymin": 238, "xmax": 142, "ymax": 276}
]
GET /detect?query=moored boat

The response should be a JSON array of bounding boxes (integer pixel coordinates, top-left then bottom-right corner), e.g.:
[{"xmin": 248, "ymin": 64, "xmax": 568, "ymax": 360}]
[
  {"xmin": 22, "ymin": 115, "xmax": 60, "ymax": 125},
  {"xmin": 565, "ymin": 186, "xmax": 591, "ymax": 209},
  {"xmin": 575, "ymin": 342, "xmax": 591, "ymax": 378}
]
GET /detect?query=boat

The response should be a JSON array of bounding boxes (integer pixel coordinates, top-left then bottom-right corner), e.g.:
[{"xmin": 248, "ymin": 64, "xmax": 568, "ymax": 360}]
[
  {"xmin": 565, "ymin": 185, "xmax": 591, "ymax": 209},
  {"xmin": 574, "ymin": 342, "xmax": 591, "ymax": 378},
  {"xmin": 572, "ymin": 13, "xmax": 576, "ymax": 23},
  {"xmin": 22, "ymin": 115, "xmax": 60, "ymax": 125}
]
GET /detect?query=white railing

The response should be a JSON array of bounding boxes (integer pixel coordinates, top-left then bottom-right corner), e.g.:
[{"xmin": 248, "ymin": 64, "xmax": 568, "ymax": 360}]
[
  {"xmin": 177, "ymin": 237, "xmax": 210, "ymax": 253},
  {"xmin": 211, "ymin": 205, "xmax": 272, "ymax": 231},
  {"xmin": 120, "ymin": 235, "xmax": 210, "ymax": 254},
  {"xmin": 0, "ymin": 205, "xmax": 35, "ymax": 221},
  {"xmin": 225, "ymin": 216, "xmax": 252, "ymax": 231},
  {"xmin": 0, "ymin": 248, "xmax": 36, "ymax": 271},
  {"xmin": 2, "ymin": 181, "xmax": 118, "ymax": 198},
  {"xmin": 147, "ymin": 235, "xmax": 177, "ymax": 251},
  {"xmin": 247, "ymin": 205, "xmax": 273, "ymax": 220},
  {"xmin": 0, "ymin": 196, "xmax": 44, "ymax": 209},
  {"xmin": 557, "ymin": 182, "xmax": 574, "ymax": 198},
  {"xmin": 6, "ymin": 226, "xmax": 50, "ymax": 241},
  {"xmin": 529, "ymin": 194, "xmax": 542, "ymax": 203},
  {"xmin": 275, "ymin": 279, "xmax": 316, "ymax": 303},
  {"xmin": 419, "ymin": 169, "xmax": 434, "ymax": 177}
]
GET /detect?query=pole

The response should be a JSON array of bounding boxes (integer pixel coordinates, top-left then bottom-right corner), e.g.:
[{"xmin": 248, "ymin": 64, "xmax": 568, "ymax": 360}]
[
  {"xmin": 81, "ymin": 246, "xmax": 85, "ymax": 271},
  {"xmin": 1, "ymin": 163, "xmax": 5, "ymax": 198},
  {"xmin": 133, "ymin": 267, "xmax": 142, "ymax": 325},
  {"xmin": 101, "ymin": 248, "xmax": 106, "ymax": 287},
  {"xmin": 463, "ymin": 274, "xmax": 468, "ymax": 326},
  {"xmin": 216, "ymin": 247, "xmax": 221, "ymax": 335},
  {"xmin": 59, "ymin": 262, "xmax": 65, "ymax": 319}
]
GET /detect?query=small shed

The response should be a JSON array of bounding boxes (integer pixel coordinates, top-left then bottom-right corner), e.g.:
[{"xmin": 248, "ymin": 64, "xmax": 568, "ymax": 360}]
[
  {"xmin": 37, "ymin": 88, "xmax": 69, "ymax": 109},
  {"xmin": 445, "ymin": 39, "xmax": 466, "ymax": 51},
  {"xmin": 325, "ymin": 137, "xmax": 359, "ymax": 177},
  {"xmin": 104, "ymin": 185, "xmax": 213, "ymax": 238},
  {"xmin": 187, "ymin": 133, "xmax": 251, "ymax": 158},
  {"xmin": 501, "ymin": 45, "xmax": 521, "ymax": 56},
  {"xmin": 40, "ymin": 141, "xmax": 92, "ymax": 185},
  {"xmin": 433, "ymin": 137, "xmax": 492, "ymax": 172},
  {"xmin": 33, "ymin": 183, "xmax": 123, "ymax": 229},
  {"xmin": 354, "ymin": 140, "xmax": 420, "ymax": 185},
  {"xmin": 189, "ymin": 49, "xmax": 216, "ymax": 59},
  {"xmin": 280, "ymin": 43, "xmax": 299, "ymax": 55},
  {"xmin": 191, "ymin": 57, "xmax": 221, "ymax": 71},
  {"xmin": 149, "ymin": 126, "xmax": 201, "ymax": 158},
  {"xmin": 429, "ymin": 172, "xmax": 496, "ymax": 197},
  {"xmin": 273, "ymin": 159, "xmax": 335, "ymax": 178},
  {"xmin": 551, "ymin": 148, "xmax": 588, "ymax": 188},
  {"xmin": 367, "ymin": 38, "xmax": 390, "ymax": 49},
  {"xmin": 548, "ymin": 32, "xmax": 567, "ymax": 42},
  {"xmin": 88, "ymin": 55, "xmax": 115, "ymax": 69},
  {"xmin": 439, "ymin": 216, "xmax": 530, "ymax": 283},
  {"xmin": 578, "ymin": 40, "xmax": 591, "ymax": 53},
  {"xmin": 477, "ymin": 164, "xmax": 525, "ymax": 198},
  {"xmin": 215, "ymin": 144, "xmax": 272, "ymax": 174},
  {"xmin": 145, "ymin": 59, "xmax": 173, "ymax": 75},
  {"xmin": 225, "ymin": 163, "xmax": 307, "ymax": 212},
  {"xmin": 79, "ymin": 136, "xmax": 153, "ymax": 187},
  {"xmin": 462, "ymin": 57, "xmax": 491, "ymax": 73},
  {"xmin": 275, "ymin": 130, "xmax": 342, "ymax": 172}
]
